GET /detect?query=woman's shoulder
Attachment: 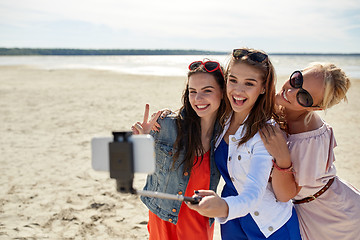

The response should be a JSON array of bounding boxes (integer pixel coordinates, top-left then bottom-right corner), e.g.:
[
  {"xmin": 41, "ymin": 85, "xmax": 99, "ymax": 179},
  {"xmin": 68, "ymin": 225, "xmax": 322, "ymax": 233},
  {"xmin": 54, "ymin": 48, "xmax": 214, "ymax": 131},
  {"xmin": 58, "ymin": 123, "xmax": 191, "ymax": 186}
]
[
  {"xmin": 288, "ymin": 121, "xmax": 332, "ymax": 141},
  {"xmin": 151, "ymin": 112, "xmax": 179, "ymax": 143},
  {"xmin": 156, "ymin": 112, "xmax": 178, "ymax": 127},
  {"xmin": 247, "ymin": 119, "xmax": 276, "ymax": 144}
]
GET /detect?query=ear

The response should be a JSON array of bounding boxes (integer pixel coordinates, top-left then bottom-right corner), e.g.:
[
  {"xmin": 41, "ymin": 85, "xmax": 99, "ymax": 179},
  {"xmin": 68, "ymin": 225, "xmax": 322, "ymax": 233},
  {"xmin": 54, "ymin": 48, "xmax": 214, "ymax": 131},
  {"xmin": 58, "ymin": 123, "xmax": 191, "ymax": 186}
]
[{"xmin": 260, "ymin": 88, "xmax": 265, "ymax": 94}]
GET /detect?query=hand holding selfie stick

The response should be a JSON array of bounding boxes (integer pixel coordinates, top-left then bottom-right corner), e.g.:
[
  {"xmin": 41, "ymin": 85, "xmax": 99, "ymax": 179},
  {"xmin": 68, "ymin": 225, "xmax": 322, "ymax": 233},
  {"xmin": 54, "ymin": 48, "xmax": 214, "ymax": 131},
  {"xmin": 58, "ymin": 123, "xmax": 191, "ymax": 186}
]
[
  {"xmin": 137, "ymin": 190, "xmax": 202, "ymax": 204},
  {"xmin": 109, "ymin": 131, "xmax": 201, "ymax": 204}
]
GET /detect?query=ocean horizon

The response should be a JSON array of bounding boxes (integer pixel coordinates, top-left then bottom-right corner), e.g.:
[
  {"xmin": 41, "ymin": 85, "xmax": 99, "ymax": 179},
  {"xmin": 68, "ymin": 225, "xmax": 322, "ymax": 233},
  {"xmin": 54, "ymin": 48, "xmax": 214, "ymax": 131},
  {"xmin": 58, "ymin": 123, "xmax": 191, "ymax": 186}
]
[
  {"xmin": 1, "ymin": 47, "xmax": 360, "ymax": 56},
  {"xmin": 1, "ymin": 54, "xmax": 359, "ymax": 79}
]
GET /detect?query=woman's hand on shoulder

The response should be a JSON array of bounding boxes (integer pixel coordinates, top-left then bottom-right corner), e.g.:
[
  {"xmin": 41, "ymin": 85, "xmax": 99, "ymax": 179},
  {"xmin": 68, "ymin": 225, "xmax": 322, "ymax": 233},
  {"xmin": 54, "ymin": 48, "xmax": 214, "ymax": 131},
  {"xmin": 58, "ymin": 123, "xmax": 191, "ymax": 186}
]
[
  {"xmin": 159, "ymin": 108, "xmax": 173, "ymax": 119},
  {"xmin": 131, "ymin": 104, "xmax": 162, "ymax": 135},
  {"xmin": 259, "ymin": 123, "xmax": 291, "ymax": 168},
  {"xmin": 186, "ymin": 190, "xmax": 229, "ymax": 218}
]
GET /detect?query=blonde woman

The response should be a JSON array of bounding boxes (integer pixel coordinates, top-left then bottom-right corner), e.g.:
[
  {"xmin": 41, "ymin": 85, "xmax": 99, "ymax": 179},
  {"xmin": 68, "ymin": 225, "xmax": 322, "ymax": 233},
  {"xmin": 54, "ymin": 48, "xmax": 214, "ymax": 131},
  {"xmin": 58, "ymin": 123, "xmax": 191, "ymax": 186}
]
[{"xmin": 260, "ymin": 63, "xmax": 360, "ymax": 240}]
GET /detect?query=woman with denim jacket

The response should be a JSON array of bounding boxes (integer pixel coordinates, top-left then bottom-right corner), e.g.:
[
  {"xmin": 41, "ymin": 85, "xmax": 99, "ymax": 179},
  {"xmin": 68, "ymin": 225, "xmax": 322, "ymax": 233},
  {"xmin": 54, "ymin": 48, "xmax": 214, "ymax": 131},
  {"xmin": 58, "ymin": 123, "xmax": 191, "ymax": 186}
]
[
  {"xmin": 132, "ymin": 60, "xmax": 226, "ymax": 239},
  {"xmin": 187, "ymin": 48, "xmax": 301, "ymax": 239}
]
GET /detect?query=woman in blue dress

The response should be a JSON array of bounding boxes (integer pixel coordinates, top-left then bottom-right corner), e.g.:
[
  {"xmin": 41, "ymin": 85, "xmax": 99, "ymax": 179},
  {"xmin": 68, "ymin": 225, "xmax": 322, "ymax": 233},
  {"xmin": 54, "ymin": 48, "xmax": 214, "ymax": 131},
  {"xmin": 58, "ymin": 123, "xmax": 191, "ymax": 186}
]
[{"xmin": 187, "ymin": 48, "xmax": 301, "ymax": 239}]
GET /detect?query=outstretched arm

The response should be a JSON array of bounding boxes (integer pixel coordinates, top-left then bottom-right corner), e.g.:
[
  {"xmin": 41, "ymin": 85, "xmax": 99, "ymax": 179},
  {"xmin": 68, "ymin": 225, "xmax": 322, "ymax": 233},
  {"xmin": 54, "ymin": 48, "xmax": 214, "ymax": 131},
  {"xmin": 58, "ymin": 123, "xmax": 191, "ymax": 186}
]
[
  {"xmin": 188, "ymin": 139, "xmax": 274, "ymax": 222},
  {"xmin": 260, "ymin": 124, "xmax": 301, "ymax": 202}
]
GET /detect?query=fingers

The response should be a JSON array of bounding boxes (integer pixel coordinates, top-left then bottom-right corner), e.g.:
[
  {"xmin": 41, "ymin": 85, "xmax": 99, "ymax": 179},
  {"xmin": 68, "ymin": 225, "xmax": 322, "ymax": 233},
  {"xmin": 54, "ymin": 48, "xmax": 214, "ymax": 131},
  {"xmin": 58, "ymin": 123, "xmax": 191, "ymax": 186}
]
[
  {"xmin": 149, "ymin": 111, "xmax": 162, "ymax": 125},
  {"xmin": 193, "ymin": 190, "xmax": 216, "ymax": 197},
  {"xmin": 263, "ymin": 124, "xmax": 274, "ymax": 135},
  {"xmin": 186, "ymin": 201, "xmax": 199, "ymax": 210},
  {"xmin": 132, "ymin": 122, "xmax": 144, "ymax": 134},
  {"xmin": 136, "ymin": 104, "xmax": 168, "ymax": 134},
  {"xmin": 269, "ymin": 125, "xmax": 276, "ymax": 135},
  {"xmin": 131, "ymin": 125, "xmax": 140, "ymax": 135},
  {"xmin": 260, "ymin": 124, "xmax": 277, "ymax": 143},
  {"xmin": 142, "ymin": 104, "xmax": 150, "ymax": 124},
  {"xmin": 160, "ymin": 108, "xmax": 172, "ymax": 119},
  {"xmin": 154, "ymin": 122, "xmax": 161, "ymax": 129},
  {"xmin": 186, "ymin": 191, "xmax": 229, "ymax": 218},
  {"xmin": 273, "ymin": 124, "xmax": 282, "ymax": 134},
  {"xmin": 259, "ymin": 127, "xmax": 269, "ymax": 143},
  {"xmin": 259, "ymin": 128, "xmax": 265, "ymax": 140},
  {"xmin": 151, "ymin": 122, "xmax": 161, "ymax": 132},
  {"xmin": 151, "ymin": 112, "xmax": 157, "ymax": 119},
  {"xmin": 131, "ymin": 122, "xmax": 141, "ymax": 135}
]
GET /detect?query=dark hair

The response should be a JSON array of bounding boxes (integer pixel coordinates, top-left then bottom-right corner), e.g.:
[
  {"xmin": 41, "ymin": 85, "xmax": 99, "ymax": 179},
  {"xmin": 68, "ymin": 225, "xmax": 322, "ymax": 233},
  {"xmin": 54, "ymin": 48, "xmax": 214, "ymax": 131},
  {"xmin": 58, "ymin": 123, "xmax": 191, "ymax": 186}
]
[
  {"xmin": 173, "ymin": 60, "xmax": 226, "ymax": 173},
  {"xmin": 224, "ymin": 48, "xmax": 276, "ymax": 146}
]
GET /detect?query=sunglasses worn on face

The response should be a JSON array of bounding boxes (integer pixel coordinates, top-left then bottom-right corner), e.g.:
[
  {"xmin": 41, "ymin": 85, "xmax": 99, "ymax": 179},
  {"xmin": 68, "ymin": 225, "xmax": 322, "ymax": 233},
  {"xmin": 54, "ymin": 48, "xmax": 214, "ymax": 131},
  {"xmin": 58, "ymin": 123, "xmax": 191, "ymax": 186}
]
[
  {"xmin": 189, "ymin": 61, "xmax": 223, "ymax": 76},
  {"xmin": 232, "ymin": 49, "xmax": 268, "ymax": 63},
  {"xmin": 289, "ymin": 71, "xmax": 319, "ymax": 107}
]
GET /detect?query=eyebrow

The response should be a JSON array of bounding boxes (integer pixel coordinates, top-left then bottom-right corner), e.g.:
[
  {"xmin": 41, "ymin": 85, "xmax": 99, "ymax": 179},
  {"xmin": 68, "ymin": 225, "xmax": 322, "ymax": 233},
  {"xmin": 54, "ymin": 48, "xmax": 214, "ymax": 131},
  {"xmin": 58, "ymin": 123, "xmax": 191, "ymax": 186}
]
[
  {"xmin": 189, "ymin": 86, "xmax": 215, "ymax": 90},
  {"xmin": 229, "ymin": 74, "xmax": 258, "ymax": 82}
]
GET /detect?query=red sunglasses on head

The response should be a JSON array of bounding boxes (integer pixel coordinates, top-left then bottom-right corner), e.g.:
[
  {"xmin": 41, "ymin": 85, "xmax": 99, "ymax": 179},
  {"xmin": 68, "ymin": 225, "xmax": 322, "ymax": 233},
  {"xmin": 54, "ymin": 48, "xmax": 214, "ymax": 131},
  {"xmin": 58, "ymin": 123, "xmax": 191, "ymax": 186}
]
[{"xmin": 188, "ymin": 61, "xmax": 223, "ymax": 76}]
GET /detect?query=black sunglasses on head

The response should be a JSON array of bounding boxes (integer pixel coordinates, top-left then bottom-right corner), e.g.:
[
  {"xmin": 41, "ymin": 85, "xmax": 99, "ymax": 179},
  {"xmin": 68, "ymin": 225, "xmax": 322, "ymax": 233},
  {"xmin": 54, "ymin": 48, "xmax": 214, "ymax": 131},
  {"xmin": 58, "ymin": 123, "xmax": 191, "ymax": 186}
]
[
  {"xmin": 232, "ymin": 49, "xmax": 268, "ymax": 63},
  {"xmin": 289, "ymin": 71, "xmax": 320, "ymax": 107}
]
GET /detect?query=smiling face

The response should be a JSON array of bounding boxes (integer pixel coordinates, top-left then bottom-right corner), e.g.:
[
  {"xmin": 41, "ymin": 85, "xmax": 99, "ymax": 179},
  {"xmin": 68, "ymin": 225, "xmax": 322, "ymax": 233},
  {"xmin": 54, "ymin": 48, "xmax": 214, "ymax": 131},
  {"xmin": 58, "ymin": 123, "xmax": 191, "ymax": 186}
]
[
  {"xmin": 188, "ymin": 72, "xmax": 223, "ymax": 120},
  {"xmin": 277, "ymin": 68, "xmax": 325, "ymax": 110},
  {"xmin": 226, "ymin": 62, "xmax": 265, "ymax": 118}
]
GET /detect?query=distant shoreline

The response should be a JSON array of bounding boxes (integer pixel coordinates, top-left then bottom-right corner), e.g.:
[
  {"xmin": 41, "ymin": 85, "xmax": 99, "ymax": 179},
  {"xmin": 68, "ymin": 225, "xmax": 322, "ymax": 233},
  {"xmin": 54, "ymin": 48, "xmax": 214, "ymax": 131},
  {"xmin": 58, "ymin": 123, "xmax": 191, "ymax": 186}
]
[{"xmin": 1, "ymin": 48, "xmax": 360, "ymax": 56}]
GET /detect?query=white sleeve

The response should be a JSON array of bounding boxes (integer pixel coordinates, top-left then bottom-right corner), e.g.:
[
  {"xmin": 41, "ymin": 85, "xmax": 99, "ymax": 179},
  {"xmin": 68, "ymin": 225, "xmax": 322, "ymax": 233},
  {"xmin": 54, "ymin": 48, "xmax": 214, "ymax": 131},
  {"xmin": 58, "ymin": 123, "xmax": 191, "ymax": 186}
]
[{"xmin": 216, "ymin": 139, "xmax": 273, "ymax": 224}]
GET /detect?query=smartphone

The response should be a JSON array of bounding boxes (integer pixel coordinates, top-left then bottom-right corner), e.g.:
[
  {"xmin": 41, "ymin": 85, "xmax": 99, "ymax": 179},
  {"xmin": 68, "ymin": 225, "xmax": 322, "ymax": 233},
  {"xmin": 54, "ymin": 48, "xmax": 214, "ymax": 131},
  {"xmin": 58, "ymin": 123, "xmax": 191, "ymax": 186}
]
[
  {"xmin": 91, "ymin": 134, "xmax": 155, "ymax": 174},
  {"xmin": 91, "ymin": 133, "xmax": 199, "ymax": 201}
]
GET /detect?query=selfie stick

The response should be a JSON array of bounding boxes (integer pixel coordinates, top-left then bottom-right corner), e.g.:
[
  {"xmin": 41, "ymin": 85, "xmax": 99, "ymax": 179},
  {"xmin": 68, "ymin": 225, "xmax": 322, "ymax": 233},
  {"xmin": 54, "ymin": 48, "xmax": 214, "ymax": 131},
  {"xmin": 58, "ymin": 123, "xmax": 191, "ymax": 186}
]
[
  {"xmin": 137, "ymin": 190, "xmax": 202, "ymax": 204},
  {"xmin": 109, "ymin": 131, "xmax": 201, "ymax": 204}
]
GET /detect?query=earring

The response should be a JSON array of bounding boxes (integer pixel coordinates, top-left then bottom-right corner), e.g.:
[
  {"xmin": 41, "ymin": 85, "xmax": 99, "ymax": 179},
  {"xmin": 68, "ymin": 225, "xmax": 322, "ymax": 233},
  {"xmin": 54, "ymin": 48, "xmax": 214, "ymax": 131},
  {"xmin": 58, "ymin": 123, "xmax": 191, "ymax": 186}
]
[{"xmin": 261, "ymin": 89, "xmax": 265, "ymax": 94}]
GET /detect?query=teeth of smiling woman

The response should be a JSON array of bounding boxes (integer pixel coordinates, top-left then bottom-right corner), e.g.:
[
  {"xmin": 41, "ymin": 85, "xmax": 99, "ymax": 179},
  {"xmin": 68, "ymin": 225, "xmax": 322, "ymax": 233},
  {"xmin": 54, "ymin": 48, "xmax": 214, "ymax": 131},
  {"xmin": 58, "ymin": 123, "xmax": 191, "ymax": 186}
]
[
  {"xmin": 234, "ymin": 96, "xmax": 245, "ymax": 101},
  {"xmin": 282, "ymin": 90, "xmax": 289, "ymax": 102},
  {"xmin": 197, "ymin": 105, "xmax": 208, "ymax": 109}
]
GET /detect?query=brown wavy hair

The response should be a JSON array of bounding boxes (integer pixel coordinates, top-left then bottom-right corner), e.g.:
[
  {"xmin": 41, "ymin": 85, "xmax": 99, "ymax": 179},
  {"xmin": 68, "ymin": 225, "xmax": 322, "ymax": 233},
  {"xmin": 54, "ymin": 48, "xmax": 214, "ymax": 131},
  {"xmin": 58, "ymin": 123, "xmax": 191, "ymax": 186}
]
[
  {"xmin": 173, "ymin": 60, "xmax": 226, "ymax": 173},
  {"xmin": 224, "ymin": 48, "xmax": 276, "ymax": 146}
]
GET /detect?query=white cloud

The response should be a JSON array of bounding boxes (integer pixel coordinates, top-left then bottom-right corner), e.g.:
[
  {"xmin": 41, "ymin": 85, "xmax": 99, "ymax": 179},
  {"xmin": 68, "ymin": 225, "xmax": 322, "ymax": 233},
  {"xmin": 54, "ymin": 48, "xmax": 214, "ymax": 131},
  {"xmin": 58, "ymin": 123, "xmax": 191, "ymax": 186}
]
[{"xmin": 0, "ymin": 0, "xmax": 359, "ymax": 51}]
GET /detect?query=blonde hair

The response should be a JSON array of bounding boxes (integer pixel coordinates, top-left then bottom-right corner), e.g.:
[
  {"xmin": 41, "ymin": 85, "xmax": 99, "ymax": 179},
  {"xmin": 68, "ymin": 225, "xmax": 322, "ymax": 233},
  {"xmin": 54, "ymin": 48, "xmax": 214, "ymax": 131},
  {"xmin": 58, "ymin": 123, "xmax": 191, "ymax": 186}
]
[{"xmin": 304, "ymin": 62, "xmax": 351, "ymax": 110}]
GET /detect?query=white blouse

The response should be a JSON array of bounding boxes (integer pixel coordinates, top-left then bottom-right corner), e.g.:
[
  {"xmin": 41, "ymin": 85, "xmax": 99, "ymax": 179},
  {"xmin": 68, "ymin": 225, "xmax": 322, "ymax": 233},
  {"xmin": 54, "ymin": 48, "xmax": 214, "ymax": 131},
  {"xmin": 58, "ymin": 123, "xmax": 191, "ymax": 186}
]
[{"xmin": 215, "ymin": 115, "xmax": 294, "ymax": 238}]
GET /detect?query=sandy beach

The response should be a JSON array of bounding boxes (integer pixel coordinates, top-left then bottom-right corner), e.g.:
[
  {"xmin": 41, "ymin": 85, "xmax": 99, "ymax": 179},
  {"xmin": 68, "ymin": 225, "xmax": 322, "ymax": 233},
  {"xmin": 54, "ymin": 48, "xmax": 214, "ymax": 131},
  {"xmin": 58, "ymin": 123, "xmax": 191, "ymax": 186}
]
[{"xmin": 0, "ymin": 66, "xmax": 359, "ymax": 239}]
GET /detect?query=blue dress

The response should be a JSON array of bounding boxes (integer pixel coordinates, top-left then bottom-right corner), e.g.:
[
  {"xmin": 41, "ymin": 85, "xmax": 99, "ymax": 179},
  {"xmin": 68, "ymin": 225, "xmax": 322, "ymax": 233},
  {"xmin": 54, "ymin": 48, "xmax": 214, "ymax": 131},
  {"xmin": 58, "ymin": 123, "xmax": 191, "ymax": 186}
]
[{"xmin": 215, "ymin": 139, "xmax": 301, "ymax": 240}]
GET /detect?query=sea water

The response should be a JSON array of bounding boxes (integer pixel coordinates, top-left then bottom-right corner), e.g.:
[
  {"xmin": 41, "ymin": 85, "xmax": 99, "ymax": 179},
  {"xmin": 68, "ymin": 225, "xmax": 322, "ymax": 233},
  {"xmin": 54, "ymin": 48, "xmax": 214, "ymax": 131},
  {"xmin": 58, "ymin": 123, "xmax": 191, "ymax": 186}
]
[{"xmin": 0, "ymin": 55, "xmax": 359, "ymax": 80}]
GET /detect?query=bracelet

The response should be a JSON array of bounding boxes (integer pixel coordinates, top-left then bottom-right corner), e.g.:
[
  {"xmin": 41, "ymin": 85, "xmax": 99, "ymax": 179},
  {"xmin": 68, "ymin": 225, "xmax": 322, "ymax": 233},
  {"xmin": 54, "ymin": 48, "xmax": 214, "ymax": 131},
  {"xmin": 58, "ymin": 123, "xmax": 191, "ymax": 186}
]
[{"xmin": 272, "ymin": 159, "xmax": 294, "ymax": 173}]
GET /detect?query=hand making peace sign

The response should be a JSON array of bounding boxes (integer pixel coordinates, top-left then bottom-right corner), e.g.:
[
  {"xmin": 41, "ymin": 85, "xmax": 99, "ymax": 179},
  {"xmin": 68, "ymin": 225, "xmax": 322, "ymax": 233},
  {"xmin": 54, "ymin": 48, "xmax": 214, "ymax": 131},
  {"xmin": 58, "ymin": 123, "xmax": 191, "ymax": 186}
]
[{"xmin": 131, "ymin": 104, "xmax": 162, "ymax": 135}]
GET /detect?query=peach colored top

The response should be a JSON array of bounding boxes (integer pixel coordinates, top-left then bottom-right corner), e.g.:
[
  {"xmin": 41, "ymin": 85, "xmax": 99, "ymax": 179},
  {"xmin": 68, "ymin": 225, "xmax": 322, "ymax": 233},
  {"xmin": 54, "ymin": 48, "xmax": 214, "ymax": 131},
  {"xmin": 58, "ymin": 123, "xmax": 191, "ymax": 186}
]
[{"xmin": 288, "ymin": 122, "xmax": 360, "ymax": 240}]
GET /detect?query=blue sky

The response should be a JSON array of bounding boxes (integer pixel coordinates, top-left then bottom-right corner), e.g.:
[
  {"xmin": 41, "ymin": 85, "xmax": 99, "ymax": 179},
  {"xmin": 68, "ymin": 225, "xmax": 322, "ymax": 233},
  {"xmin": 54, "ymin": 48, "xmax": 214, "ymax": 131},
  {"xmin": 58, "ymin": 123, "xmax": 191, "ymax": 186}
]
[{"xmin": 0, "ymin": 0, "xmax": 359, "ymax": 53}]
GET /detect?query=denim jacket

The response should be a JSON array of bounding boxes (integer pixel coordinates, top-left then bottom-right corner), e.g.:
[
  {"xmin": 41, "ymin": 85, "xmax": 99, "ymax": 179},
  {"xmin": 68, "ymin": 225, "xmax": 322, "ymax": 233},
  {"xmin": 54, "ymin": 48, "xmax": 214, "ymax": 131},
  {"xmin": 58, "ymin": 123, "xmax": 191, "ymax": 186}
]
[{"xmin": 140, "ymin": 113, "xmax": 221, "ymax": 225}]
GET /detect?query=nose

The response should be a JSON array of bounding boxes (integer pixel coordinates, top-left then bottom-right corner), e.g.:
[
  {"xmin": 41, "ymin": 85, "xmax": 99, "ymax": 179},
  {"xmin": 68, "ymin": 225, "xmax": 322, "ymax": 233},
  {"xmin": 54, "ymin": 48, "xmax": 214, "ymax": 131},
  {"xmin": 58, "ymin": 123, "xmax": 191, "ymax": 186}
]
[
  {"xmin": 284, "ymin": 79, "xmax": 292, "ymax": 88},
  {"xmin": 284, "ymin": 80, "xmax": 298, "ymax": 93},
  {"xmin": 195, "ymin": 92, "xmax": 204, "ymax": 101},
  {"xmin": 234, "ymin": 84, "xmax": 245, "ymax": 93},
  {"xmin": 285, "ymin": 87, "xmax": 299, "ymax": 102}
]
